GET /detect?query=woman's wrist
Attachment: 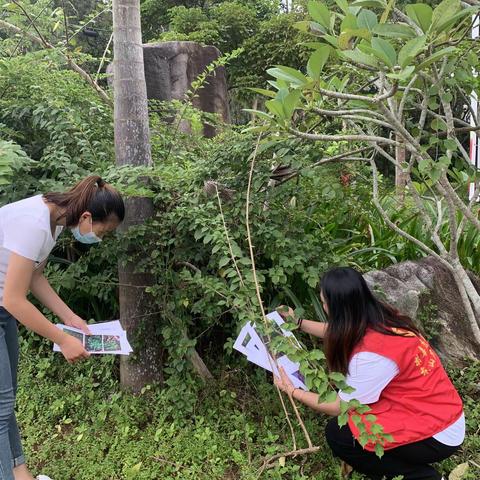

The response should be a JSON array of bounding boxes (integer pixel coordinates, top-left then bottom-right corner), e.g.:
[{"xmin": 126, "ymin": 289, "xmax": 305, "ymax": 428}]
[{"xmin": 296, "ymin": 317, "xmax": 304, "ymax": 330}]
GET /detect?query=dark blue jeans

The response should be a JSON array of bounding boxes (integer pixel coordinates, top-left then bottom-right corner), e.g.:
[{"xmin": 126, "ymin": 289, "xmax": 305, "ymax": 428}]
[{"xmin": 0, "ymin": 307, "xmax": 25, "ymax": 480}]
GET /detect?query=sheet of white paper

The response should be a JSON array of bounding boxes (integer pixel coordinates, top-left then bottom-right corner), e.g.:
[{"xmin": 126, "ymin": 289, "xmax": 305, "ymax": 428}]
[
  {"xmin": 277, "ymin": 356, "xmax": 307, "ymax": 390},
  {"xmin": 89, "ymin": 320, "xmax": 123, "ymax": 334},
  {"xmin": 233, "ymin": 312, "xmax": 308, "ymax": 390},
  {"xmin": 53, "ymin": 323, "xmax": 132, "ymax": 355}
]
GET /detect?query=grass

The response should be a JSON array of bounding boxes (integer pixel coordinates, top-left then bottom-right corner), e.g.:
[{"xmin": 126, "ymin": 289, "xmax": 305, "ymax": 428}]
[{"xmin": 15, "ymin": 335, "xmax": 480, "ymax": 480}]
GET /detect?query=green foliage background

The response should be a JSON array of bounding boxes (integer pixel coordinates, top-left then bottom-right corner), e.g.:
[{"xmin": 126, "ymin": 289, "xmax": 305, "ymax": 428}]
[{"xmin": 0, "ymin": 0, "xmax": 478, "ymax": 478}]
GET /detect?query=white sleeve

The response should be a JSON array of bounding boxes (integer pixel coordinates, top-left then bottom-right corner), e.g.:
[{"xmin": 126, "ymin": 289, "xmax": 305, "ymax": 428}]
[
  {"xmin": 2, "ymin": 215, "xmax": 48, "ymax": 262},
  {"xmin": 338, "ymin": 352, "xmax": 399, "ymax": 404}
]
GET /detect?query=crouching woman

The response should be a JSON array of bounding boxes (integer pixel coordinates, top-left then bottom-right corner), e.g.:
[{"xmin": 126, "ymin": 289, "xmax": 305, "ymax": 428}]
[{"xmin": 274, "ymin": 267, "xmax": 464, "ymax": 480}]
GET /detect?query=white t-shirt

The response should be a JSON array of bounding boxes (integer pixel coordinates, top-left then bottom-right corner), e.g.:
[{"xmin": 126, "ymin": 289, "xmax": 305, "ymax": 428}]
[
  {"xmin": 0, "ymin": 195, "xmax": 63, "ymax": 305},
  {"xmin": 338, "ymin": 352, "xmax": 465, "ymax": 446}
]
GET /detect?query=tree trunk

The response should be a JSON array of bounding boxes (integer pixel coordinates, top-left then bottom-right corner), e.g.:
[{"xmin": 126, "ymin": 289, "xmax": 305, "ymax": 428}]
[{"xmin": 113, "ymin": 0, "xmax": 163, "ymax": 391}]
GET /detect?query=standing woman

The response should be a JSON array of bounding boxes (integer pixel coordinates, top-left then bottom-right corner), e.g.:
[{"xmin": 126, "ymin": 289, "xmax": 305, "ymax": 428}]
[
  {"xmin": 0, "ymin": 175, "xmax": 124, "ymax": 480},
  {"xmin": 274, "ymin": 267, "xmax": 464, "ymax": 480}
]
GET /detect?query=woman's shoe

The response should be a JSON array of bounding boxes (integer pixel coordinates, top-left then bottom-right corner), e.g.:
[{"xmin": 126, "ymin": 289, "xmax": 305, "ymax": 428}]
[{"xmin": 36, "ymin": 476, "xmax": 53, "ymax": 480}]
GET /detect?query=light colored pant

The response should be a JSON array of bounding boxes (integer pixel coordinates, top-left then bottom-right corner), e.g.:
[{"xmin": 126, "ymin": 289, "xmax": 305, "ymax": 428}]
[{"xmin": 0, "ymin": 307, "xmax": 25, "ymax": 480}]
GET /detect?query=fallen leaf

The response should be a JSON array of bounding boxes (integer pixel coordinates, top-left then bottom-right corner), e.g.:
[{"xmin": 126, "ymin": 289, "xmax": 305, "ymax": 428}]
[{"xmin": 449, "ymin": 462, "xmax": 469, "ymax": 480}]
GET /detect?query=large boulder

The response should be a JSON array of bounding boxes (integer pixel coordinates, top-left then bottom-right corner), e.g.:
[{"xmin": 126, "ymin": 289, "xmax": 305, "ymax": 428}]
[
  {"xmin": 364, "ymin": 257, "xmax": 480, "ymax": 364},
  {"xmin": 107, "ymin": 41, "xmax": 230, "ymax": 137},
  {"xmin": 142, "ymin": 41, "xmax": 229, "ymax": 137}
]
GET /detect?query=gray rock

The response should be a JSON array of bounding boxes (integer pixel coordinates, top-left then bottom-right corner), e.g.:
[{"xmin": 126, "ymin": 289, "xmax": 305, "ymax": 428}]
[
  {"xmin": 143, "ymin": 41, "xmax": 229, "ymax": 137},
  {"xmin": 107, "ymin": 41, "xmax": 230, "ymax": 137},
  {"xmin": 364, "ymin": 257, "xmax": 480, "ymax": 364}
]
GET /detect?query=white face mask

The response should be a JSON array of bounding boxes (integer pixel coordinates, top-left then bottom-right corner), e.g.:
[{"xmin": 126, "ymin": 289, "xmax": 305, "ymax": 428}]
[{"xmin": 71, "ymin": 220, "xmax": 102, "ymax": 244}]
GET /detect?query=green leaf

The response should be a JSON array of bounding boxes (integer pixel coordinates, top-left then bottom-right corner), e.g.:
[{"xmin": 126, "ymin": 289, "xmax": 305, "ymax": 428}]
[
  {"xmin": 372, "ymin": 23, "xmax": 416, "ymax": 39},
  {"xmin": 438, "ymin": 155, "xmax": 451, "ymax": 167},
  {"xmin": 335, "ymin": 0, "xmax": 349, "ymax": 14},
  {"xmin": 329, "ymin": 372, "xmax": 346, "ymax": 382},
  {"xmin": 242, "ymin": 109, "xmax": 273, "ymax": 121},
  {"xmin": 418, "ymin": 158, "xmax": 431, "ymax": 173},
  {"xmin": 386, "ymin": 65, "xmax": 415, "ymax": 81},
  {"xmin": 308, "ymin": 1, "xmax": 331, "ymax": 29},
  {"xmin": 340, "ymin": 401, "xmax": 350, "ymax": 414},
  {"xmin": 265, "ymin": 99, "xmax": 285, "ymax": 119},
  {"xmin": 356, "ymin": 404, "xmax": 371, "ymax": 414},
  {"xmin": 307, "ymin": 45, "xmax": 331, "ymax": 79},
  {"xmin": 267, "ymin": 66, "xmax": 308, "ymax": 86},
  {"xmin": 324, "ymin": 391, "xmax": 337, "ymax": 403},
  {"xmin": 352, "ymin": 0, "xmax": 386, "ymax": 7},
  {"xmin": 398, "ymin": 35, "xmax": 426, "ymax": 68},
  {"xmin": 309, "ymin": 349, "xmax": 325, "ymax": 360},
  {"xmin": 247, "ymin": 88, "xmax": 276, "ymax": 98},
  {"xmin": 405, "ymin": 4, "xmax": 433, "ymax": 33},
  {"xmin": 357, "ymin": 9, "xmax": 378, "ymax": 32},
  {"xmin": 294, "ymin": 20, "xmax": 312, "ymax": 33},
  {"xmin": 371, "ymin": 37, "xmax": 396, "ymax": 67},
  {"xmin": 441, "ymin": 91, "xmax": 453, "ymax": 103},
  {"xmin": 359, "ymin": 431, "xmax": 370, "ymax": 447},
  {"xmin": 415, "ymin": 46, "xmax": 457, "ymax": 71},
  {"xmin": 444, "ymin": 139, "xmax": 457, "ymax": 151},
  {"xmin": 375, "ymin": 443, "xmax": 384, "ymax": 458},
  {"xmin": 371, "ymin": 423, "xmax": 383, "ymax": 434},
  {"xmin": 309, "ymin": 21, "xmax": 327, "ymax": 35},
  {"xmin": 323, "ymin": 34, "xmax": 339, "ymax": 48},
  {"xmin": 338, "ymin": 28, "xmax": 372, "ymax": 50},
  {"xmin": 431, "ymin": 0, "xmax": 460, "ymax": 33},
  {"xmin": 430, "ymin": 166, "xmax": 442, "ymax": 183},
  {"xmin": 338, "ymin": 412, "xmax": 349, "ymax": 426},
  {"xmin": 281, "ymin": 90, "xmax": 302, "ymax": 120},
  {"xmin": 342, "ymin": 48, "xmax": 379, "ymax": 67},
  {"xmin": 352, "ymin": 414, "xmax": 362, "ymax": 426},
  {"xmin": 435, "ymin": 7, "xmax": 477, "ymax": 34},
  {"xmin": 341, "ymin": 13, "xmax": 358, "ymax": 31}
]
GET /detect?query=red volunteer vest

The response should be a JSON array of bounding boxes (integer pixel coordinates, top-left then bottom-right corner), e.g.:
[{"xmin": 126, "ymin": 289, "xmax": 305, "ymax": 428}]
[{"xmin": 347, "ymin": 328, "xmax": 463, "ymax": 451}]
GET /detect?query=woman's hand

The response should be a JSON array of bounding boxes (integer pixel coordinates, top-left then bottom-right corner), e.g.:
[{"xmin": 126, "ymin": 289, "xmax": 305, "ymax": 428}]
[
  {"xmin": 274, "ymin": 367, "xmax": 296, "ymax": 396},
  {"xmin": 64, "ymin": 313, "xmax": 91, "ymax": 335},
  {"xmin": 58, "ymin": 334, "xmax": 90, "ymax": 363},
  {"xmin": 276, "ymin": 305, "xmax": 296, "ymax": 323}
]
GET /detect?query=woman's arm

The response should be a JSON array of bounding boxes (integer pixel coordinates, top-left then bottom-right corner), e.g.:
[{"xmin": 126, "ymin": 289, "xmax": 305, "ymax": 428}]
[
  {"xmin": 292, "ymin": 388, "xmax": 340, "ymax": 416},
  {"xmin": 4, "ymin": 253, "xmax": 89, "ymax": 362},
  {"xmin": 300, "ymin": 320, "xmax": 328, "ymax": 338},
  {"xmin": 278, "ymin": 306, "xmax": 328, "ymax": 338},
  {"xmin": 274, "ymin": 367, "xmax": 340, "ymax": 416},
  {"xmin": 30, "ymin": 268, "xmax": 91, "ymax": 334}
]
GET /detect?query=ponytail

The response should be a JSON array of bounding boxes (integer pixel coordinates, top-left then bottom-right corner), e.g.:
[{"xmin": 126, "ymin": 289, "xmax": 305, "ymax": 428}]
[{"xmin": 43, "ymin": 175, "xmax": 125, "ymax": 227}]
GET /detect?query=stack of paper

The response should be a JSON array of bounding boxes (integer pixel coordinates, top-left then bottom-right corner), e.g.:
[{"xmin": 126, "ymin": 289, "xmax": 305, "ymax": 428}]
[
  {"xmin": 233, "ymin": 311, "xmax": 308, "ymax": 390},
  {"xmin": 53, "ymin": 320, "xmax": 133, "ymax": 356}
]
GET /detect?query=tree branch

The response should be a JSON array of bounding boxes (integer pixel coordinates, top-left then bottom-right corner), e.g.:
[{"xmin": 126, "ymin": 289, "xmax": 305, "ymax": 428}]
[
  {"xmin": 369, "ymin": 155, "xmax": 448, "ymax": 264},
  {"xmin": 317, "ymin": 83, "xmax": 397, "ymax": 104},
  {"xmin": 393, "ymin": 8, "xmax": 423, "ymax": 35},
  {"xmin": 440, "ymin": 176, "xmax": 480, "ymax": 233},
  {"xmin": 288, "ymin": 127, "xmax": 399, "ymax": 146},
  {"xmin": 312, "ymin": 107, "xmax": 386, "ymax": 120}
]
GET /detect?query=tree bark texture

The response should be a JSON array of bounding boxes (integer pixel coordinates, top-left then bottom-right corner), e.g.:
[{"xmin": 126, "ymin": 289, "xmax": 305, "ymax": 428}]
[{"xmin": 113, "ymin": 0, "xmax": 162, "ymax": 391}]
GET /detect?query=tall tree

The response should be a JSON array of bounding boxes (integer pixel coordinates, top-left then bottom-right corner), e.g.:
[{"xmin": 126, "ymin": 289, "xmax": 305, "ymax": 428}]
[
  {"xmin": 113, "ymin": 0, "xmax": 162, "ymax": 391},
  {"xmin": 253, "ymin": 0, "xmax": 480, "ymax": 343}
]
